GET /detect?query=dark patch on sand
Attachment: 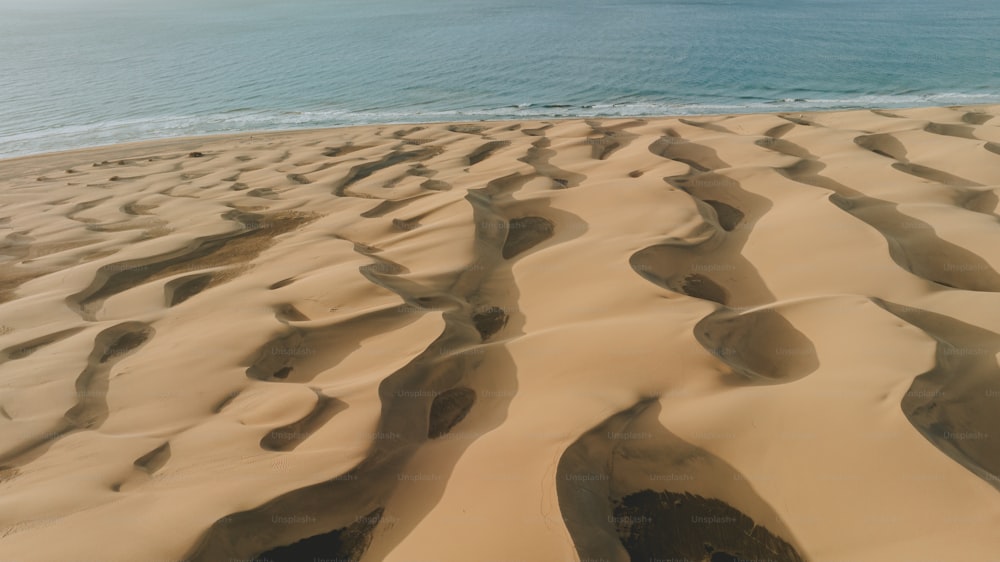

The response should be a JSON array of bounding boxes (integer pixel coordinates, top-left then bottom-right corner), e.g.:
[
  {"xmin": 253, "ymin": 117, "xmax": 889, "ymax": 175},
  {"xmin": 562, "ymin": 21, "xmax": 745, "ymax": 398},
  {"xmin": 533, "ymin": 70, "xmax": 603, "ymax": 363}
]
[
  {"xmin": 253, "ymin": 508, "xmax": 384, "ymax": 562},
  {"xmin": 502, "ymin": 216, "xmax": 554, "ymax": 259},
  {"xmin": 466, "ymin": 140, "xmax": 511, "ymax": 166},
  {"xmin": 703, "ymin": 200, "xmax": 744, "ymax": 231},
  {"xmin": 428, "ymin": 388, "xmax": 476, "ymax": 439},
  {"xmin": 472, "ymin": 306, "xmax": 508, "ymax": 341},
  {"xmin": 614, "ymin": 490, "xmax": 804, "ymax": 562}
]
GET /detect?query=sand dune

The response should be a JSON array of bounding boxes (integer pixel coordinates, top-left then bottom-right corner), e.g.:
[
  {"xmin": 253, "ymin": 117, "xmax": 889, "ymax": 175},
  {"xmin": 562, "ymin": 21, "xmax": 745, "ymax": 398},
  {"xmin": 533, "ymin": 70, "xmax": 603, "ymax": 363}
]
[{"xmin": 2, "ymin": 105, "xmax": 1000, "ymax": 561}]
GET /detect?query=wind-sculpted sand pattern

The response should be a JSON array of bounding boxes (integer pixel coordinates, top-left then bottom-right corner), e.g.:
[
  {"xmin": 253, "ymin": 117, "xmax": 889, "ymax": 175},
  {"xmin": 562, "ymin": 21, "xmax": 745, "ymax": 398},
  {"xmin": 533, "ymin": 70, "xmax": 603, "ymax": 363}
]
[
  {"xmin": 1, "ymin": 105, "xmax": 1000, "ymax": 561},
  {"xmin": 558, "ymin": 399, "xmax": 805, "ymax": 562}
]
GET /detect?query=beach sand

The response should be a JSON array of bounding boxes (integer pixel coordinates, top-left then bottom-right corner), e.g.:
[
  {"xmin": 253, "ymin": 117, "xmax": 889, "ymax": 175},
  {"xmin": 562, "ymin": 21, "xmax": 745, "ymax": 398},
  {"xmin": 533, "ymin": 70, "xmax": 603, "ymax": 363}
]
[{"xmin": 1, "ymin": 105, "xmax": 1000, "ymax": 561}]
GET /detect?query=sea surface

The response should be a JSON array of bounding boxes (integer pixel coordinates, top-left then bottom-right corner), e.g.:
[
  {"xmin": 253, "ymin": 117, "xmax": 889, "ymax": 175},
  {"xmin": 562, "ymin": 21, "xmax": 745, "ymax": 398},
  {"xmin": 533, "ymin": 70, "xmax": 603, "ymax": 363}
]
[{"xmin": 1, "ymin": 0, "xmax": 999, "ymax": 158}]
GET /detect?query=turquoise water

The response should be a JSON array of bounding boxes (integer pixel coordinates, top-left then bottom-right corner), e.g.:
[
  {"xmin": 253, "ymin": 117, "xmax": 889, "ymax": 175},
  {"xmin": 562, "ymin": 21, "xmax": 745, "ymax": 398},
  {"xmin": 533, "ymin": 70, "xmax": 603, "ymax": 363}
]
[{"xmin": 1, "ymin": 0, "xmax": 998, "ymax": 158}]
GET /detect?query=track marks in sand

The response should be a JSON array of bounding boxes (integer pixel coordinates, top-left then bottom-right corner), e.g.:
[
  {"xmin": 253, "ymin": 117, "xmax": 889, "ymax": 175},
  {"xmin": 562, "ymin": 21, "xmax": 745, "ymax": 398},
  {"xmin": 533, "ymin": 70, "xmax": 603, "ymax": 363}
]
[
  {"xmin": 0, "ymin": 322, "xmax": 154, "ymax": 467},
  {"xmin": 874, "ymin": 300, "xmax": 1000, "ymax": 491},
  {"xmin": 557, "ymin": 399, "xmax": 805, "ymax": 562}
]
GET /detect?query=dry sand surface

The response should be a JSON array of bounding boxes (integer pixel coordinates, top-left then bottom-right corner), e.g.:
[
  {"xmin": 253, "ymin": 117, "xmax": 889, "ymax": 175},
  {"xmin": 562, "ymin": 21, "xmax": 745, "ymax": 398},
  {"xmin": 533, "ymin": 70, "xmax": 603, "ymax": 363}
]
[{"xmin": 2, "ymin": 105, "xmax": 1000, "ymax": 562}]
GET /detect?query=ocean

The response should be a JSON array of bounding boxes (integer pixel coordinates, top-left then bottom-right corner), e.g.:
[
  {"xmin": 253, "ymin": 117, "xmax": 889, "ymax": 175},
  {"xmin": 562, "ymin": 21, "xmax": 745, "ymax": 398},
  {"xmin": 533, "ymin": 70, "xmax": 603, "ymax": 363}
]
[{"xmin": 1, "ymin": 0, "xmax": 998, "ymax": 158}]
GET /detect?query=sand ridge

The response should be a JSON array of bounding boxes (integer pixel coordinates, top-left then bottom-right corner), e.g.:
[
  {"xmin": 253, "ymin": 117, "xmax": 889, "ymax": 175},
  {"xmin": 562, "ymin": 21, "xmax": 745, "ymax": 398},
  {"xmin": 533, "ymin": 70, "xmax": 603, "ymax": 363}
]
[{"xmin": 1, "ymin": 105, "xmax": 1000, "ymax": 561}]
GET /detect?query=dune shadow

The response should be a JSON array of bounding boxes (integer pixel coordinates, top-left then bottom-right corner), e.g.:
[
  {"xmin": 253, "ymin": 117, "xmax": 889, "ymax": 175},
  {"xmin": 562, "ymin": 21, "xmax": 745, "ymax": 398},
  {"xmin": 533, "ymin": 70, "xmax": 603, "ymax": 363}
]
[
  {"xmin": 557, "ymin": 398, "xmax": 806, "ymax": 562},
  {"xmin": 873, "ymin": 299, "xmax": 1000, "ymax": 491}
]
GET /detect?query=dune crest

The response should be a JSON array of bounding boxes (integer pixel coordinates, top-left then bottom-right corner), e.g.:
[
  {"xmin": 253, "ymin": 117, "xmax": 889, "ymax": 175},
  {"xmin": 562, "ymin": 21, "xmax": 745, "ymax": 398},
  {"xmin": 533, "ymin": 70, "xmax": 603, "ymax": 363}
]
[{"xmin": 2, "ymin": 106, "xmax": 1000, "ymax": 561}]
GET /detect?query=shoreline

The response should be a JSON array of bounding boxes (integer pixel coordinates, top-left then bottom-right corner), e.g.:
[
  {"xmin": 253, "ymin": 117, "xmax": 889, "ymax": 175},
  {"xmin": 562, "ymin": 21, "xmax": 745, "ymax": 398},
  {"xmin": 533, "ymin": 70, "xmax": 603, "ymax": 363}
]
[{"xmin": 4, "ymin": 101, "xmax": 999, "ymax": 168}]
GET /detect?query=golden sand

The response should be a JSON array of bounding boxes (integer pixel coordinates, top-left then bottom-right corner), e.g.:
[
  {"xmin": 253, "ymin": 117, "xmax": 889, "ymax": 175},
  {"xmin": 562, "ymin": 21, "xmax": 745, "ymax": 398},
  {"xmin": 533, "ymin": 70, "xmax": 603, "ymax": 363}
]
[{"xmin": 2, "ymin": 105, "xmax": 1000, "ymax": 561}]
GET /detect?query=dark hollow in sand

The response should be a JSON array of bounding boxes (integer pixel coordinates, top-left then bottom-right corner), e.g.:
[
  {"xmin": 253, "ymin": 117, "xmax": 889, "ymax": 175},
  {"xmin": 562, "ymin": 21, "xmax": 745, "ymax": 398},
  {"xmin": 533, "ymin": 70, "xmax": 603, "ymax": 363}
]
[
  {"xmin": 854, "ymin": 133, "xmax": 908, "ymax": 161},
  {"xmin": 695, "ymin": 308, "xmax": 819, "ymax": 383},
  {"xmin": 252, "ymin": 508, "xmax": 384, "ymax": 562},
  {"xmin": 704, "ymin": 200, "xmax": 744, "ymax": 231},
  {"xmin": 962, "ymin": 112, "xmax": 994, "ymax": 125},
  {"xmin": 427, "ymin": 387, "xmax": 476, "ymax": 439},
  {"xmin": 502, "ymin": 216, "xmax": 554, "ymax": 259},
  {"xmin": 260, "ymin": 394, "xmax": 347, "ymax": 452},
  {"xmin": 133, "ymin": 442, "xmax": 171, "ymax": 474},
  {"xmin": 275, "ymin": 304, "xmax": 309, "ymax": 323},
  {"xmin": 614, "ymin": 490, "xmax": 804, "ymax": 562},
  {"xmin": 420, "ymin": 179, "xmax": 450, "ymax": 191},
  {"xmin": 472, "ymin": 306, "xmax": 509, "ymax": 340},
  {"xmin": 164, "ymin": 273, "xmax": 214, "ymax": 307},
  {"xmin": 248, "ymin": 188, "xmax": 278, "ymax": 199},
  {"xmin": 466, "ymin": 140, "xmax": 511, "ymax": 166},
  {"xmin": 680, "ymin": 273, "xmax": 728, "ymax": 304}
]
